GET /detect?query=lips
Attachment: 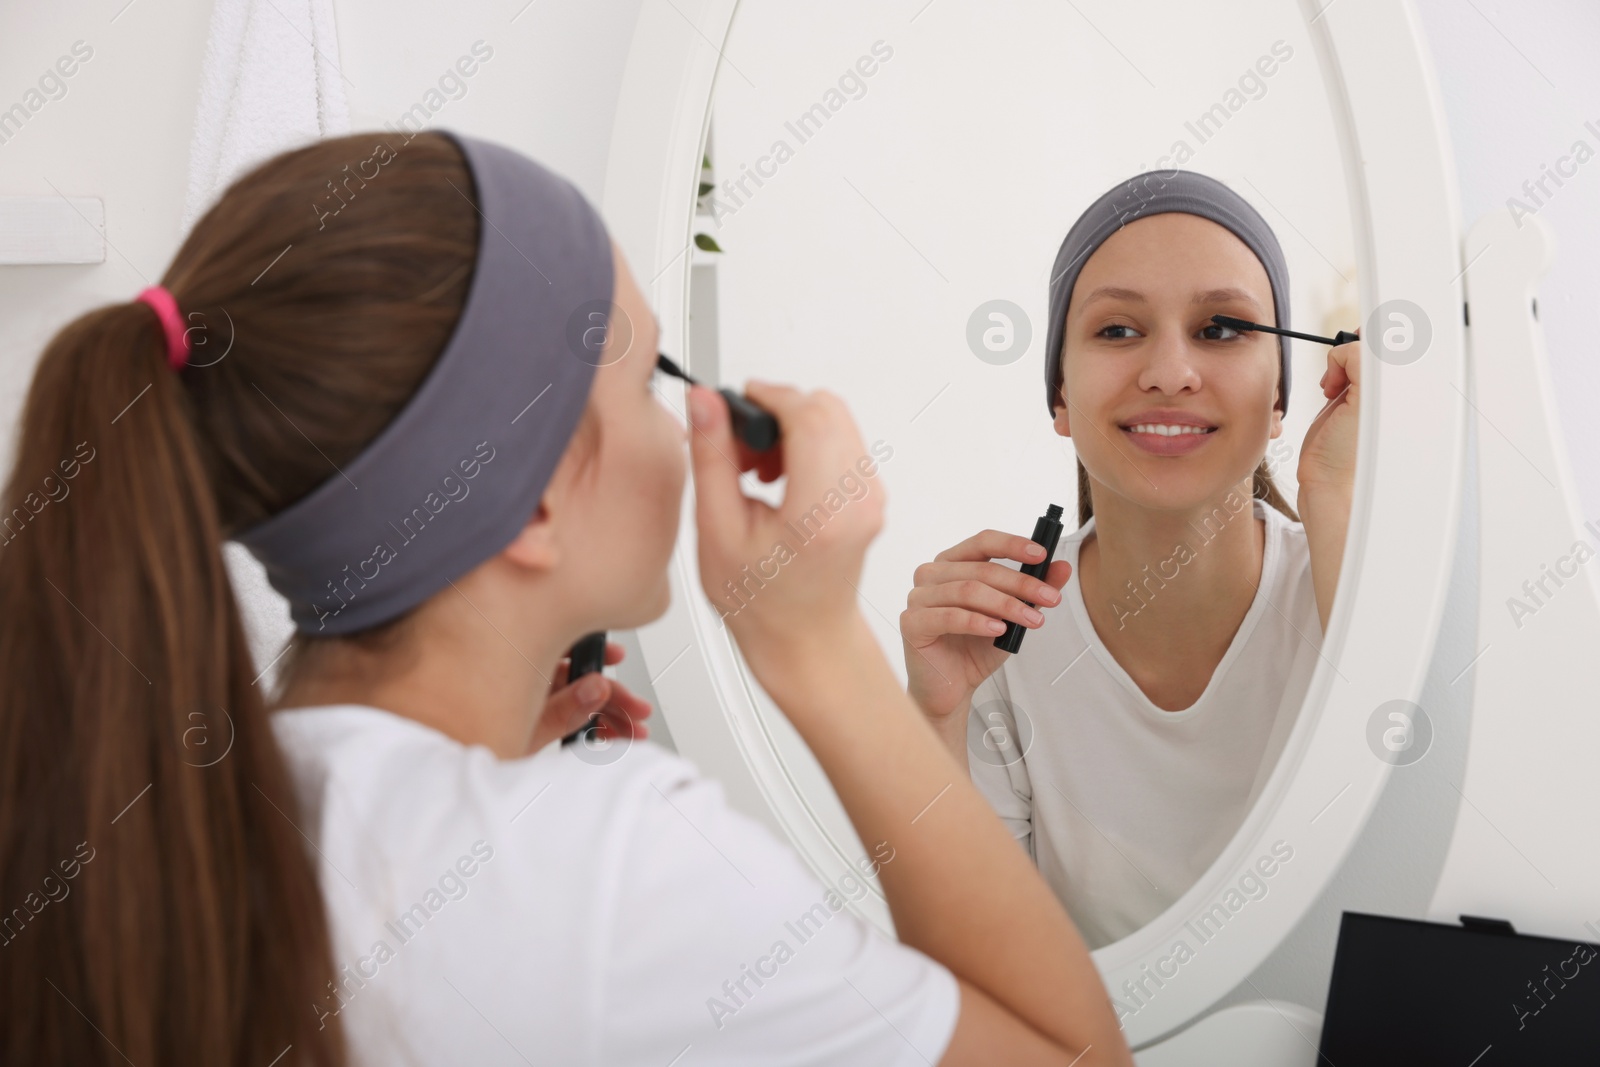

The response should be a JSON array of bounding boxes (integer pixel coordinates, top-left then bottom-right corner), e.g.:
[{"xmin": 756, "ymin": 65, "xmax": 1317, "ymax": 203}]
[
  {"xmin": 1121, "ymin": 422, "xmax": 1215, "ymax": 436},
  {"xmin": 1118, "ymin": 415, "xmax": 1218, "ymax": 456}
]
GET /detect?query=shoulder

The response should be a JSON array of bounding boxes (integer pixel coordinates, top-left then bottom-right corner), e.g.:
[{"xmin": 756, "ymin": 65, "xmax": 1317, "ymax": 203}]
[
  {"xmin": 271, "ymin": 707, "xmax": 961, "ymax": 1064},
  {"xmin": 1256, "ymin": 501, "xmax": 1321, "ymax": 634},
  {"xmin": 269, "ymin": 704, "xmax": 704, "ymax": 886},
  {"xmin": 1260, "ymin": 499, "xmax": 1311, "ymax": 570}
]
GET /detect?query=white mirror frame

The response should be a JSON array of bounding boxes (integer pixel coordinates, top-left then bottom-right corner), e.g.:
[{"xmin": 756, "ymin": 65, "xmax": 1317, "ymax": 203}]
[{"xmin": 604, "ymin": 0, "xmax": 1466, "ymax": 1045}]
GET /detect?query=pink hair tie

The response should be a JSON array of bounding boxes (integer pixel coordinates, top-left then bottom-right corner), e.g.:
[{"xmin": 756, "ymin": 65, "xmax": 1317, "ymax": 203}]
[{"xmin": 134, "ymin": 284, "xmax": 190, "ymax": 371}]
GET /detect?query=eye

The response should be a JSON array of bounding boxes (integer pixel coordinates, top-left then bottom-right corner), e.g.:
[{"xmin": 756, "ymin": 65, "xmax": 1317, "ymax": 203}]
[
  {"xmin": 1199, "ymin": 322, "xmax": 1242, "ymax": 341},
  {"xmin": 1096, "ymin": 324, "xmax": 1140, "ymax": 340}
]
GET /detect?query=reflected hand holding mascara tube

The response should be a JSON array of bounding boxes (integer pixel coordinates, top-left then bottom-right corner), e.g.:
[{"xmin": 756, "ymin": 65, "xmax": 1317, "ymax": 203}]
[{"xmin": 995, "ymin": 504, "xmax": 1067, "ymax": 654}]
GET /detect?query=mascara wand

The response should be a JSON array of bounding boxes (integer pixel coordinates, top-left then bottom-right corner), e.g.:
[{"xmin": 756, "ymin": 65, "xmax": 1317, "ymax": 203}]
[
  {"xmin": 656, "ymin": 353, "xmax": 781, "ymax": 453},
  {"xmin": 1211, "ymin": 314, "xmax": 1359, "ymax": 347}
]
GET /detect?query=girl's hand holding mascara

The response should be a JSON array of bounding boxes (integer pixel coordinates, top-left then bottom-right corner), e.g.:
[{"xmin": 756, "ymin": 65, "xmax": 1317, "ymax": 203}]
[
  {"xmin": 685, "ymin": 381, "xmax": 884, "ymax": 686},
  {"xmin": 529, "ymin": 639, "xmax": 653, "ymax": 754}
]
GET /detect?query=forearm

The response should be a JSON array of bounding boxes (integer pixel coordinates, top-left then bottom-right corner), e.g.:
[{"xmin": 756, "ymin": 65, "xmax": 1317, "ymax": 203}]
[
  {"xmin": 750, "ymin": 612, "xmax": 1127, "ymax": 1061},
  {"xmin": 1298, "ymin": 481, "xmax": 1354, "ymax": 634}
]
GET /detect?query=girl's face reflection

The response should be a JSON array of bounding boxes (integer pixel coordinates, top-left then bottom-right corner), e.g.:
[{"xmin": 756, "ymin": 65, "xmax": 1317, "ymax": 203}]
[{"xmin": 1053, "ymin": 212, "xmax": 1285, "ymax": 514}]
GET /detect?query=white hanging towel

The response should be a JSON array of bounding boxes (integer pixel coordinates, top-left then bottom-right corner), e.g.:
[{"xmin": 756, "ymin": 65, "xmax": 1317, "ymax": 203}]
[
  {"xmin": 181, "ymin": 0, "xmax": 351, "ymax": 231},
  {"xmin": 179, "ymin": 0, "xmax": 353, "ymax": 684}
]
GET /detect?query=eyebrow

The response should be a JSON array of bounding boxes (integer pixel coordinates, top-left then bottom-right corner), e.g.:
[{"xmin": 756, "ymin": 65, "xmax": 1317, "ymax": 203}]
[{"xmin": 1079, "ymin": 285, "xmax": 1264, "ymax": 314}]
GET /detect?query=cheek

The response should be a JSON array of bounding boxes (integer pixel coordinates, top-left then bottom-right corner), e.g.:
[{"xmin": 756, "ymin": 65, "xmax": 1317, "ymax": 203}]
[
  {"xmin": 1060, "ymin": 362, "xmax": 1118, "ymax": 438},
  {"xmin": 642, "ymin": 402, "xmax": 687, "ymax": 511},
  {"xmin": 1222, "ymin": 359, "xmax": 1280, "ymax": 419},
  {"xmin": 1064, "ymin": 353, "xmax": 1120, "ymax": 404}
]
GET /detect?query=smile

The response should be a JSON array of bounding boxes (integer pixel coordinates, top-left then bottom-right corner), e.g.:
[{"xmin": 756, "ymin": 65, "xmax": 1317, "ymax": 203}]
[
  {"xmin": 1119, "ymin": 423, "xmax": 1218, "ymax": 456},
  {"xmin": 1123, "ymin": 423, "xmax": 1215, "ymax": 437}
]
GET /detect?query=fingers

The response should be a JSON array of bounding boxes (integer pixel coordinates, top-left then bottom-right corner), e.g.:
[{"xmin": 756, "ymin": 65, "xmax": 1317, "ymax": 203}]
[
  {"xmin": 686, "ymin": 385, "xmax": 750, "ymax": 550},
  {"xmin": 1337, "ymin": 337, "xmax": 1361, "ymax": 388},
  {"xmin": 688, "ymin": 379, "xmax": 816, "ymax": 537},
  {"xmin": 902, "ymin": 604, "xmax": 1013, "ymax": 643},
  {"xmin": 1320, "ymin": 338, "xmax": 1362, "ymax": 399},
  {"xmin": 913, "ymin": 557, "xmax": 1062, "ymax": 607},
  {"xmin": 551, "ymin": 640, "xmax": 626, "ymax": 691},
  {"xmin": 742, "ymin": 379, "xmax": 810, "ymax": 422},
  {"xmin": 539, "ymin": 673, "xmax": 606, "ymax": 744},
  {"xmin": 909, "ymin": 575, "xmax": 1052, "ymax": 632},
  {"xmin": 571, "ymin": 672, "xmax": 609, "ymax": 709},
  {"xmin": 736, "ymin": 382, "xmax": 793, "ymax": 482},
  {"xmin": 932, "ymin": 528, "xmax": 1051, "ymax": 567},
  {"xmin": 548, "ymin": 673, "xmax": 655, "ymax": 739},
  {"xmin": 590, "ymin": 681, "xmax": 654, "ymax": 741},
  {"xmin": 906, "ymin": 559, "xmax": 1069, "ymax": 637},
  {"xmin": 905, "ymin": 532, "xmax": 1071, "ymax": 640}
]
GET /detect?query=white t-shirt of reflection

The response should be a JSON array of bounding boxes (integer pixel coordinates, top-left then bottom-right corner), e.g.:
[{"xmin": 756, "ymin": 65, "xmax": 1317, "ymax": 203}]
[{"xmin": 968, "ymin": 497, "xmax": 1321, "ymax": 950}]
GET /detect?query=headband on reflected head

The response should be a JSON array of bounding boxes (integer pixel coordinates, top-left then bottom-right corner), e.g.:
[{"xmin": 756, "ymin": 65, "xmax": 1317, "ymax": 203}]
[
  {"xmin": 232, "ymin": 129, "xmax": 614, "ymax": 635},
  {"xmin": 1042, "ymin": 169, "xmax": 1292, "ymax": 420}
]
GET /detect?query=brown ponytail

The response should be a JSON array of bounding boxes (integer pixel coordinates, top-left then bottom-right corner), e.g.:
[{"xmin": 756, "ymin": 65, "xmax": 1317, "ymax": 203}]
[
  {"xmin": 0, "ymin": 130, "xmax": 481, "ymax": 1065},
  {"xmin": 1075, "ymin": 456, "xmax": 1299, "ymax": 528}
]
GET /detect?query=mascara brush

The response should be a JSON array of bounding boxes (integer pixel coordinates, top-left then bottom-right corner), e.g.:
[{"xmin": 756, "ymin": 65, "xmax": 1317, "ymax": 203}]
[
  {"xmin": 656, "ymin": 352, "xmax": 781, "ymax": 452},
  {"xmin": 1211, "ymin": 314, "xmax": 1358, "ymax": 347}
]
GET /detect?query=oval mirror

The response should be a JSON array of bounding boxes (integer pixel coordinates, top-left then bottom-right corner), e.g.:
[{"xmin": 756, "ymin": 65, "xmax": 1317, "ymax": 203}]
[{"xmin": 606, "ymin": 0, "xmax": 1466, "ymax": 1046}]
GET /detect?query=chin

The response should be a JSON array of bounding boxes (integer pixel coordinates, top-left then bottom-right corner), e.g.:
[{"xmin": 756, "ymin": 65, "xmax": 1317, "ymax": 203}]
[
  {"xmin": 648, "ymin": 573, "xmax": 673, "ymax": 618},
  {"xmin": 1105, "ymin": 474, "xmax": 1234, "ymax": 516},
  {"xmin": 623, "ymin": 571, "xmax": 674, "ymax": 629}
]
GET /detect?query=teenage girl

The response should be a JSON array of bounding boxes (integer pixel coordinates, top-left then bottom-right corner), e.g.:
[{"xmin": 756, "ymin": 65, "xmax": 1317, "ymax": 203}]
[
  {"xmin": 0, "ymin": 131, "xmax": 1134, "ymax": 1065},
  {"xmin": 902, "ymin": 171, "xmax": 1359, "ymax": 949}
]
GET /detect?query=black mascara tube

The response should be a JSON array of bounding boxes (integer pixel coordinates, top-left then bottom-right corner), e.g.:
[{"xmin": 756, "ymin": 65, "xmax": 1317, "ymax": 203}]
[
  {"xmin": 559, "ymin": 630, "xmax": 608, "ymax": 746},
  {"xmin": 994, "ymin": 504, "xmax": 1065, "ymax": 654}
]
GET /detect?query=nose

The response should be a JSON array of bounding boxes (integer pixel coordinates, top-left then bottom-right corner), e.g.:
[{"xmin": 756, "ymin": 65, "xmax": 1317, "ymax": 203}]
[{"xmin": 1138, "ymin": 327, "xmax": 1203, "ymax": 395}]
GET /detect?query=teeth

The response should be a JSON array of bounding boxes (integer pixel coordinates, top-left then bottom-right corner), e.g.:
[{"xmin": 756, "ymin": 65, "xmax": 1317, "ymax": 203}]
[{"xmin": 1127, "ymin": 423, "xmax": 1211, "ymax": 436}]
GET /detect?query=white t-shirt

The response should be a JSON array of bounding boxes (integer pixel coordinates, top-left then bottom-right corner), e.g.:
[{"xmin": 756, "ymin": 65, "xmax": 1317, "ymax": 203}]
[
  {"xmin": 967, "ymin": 497, "xmax": 1321, "ymax": 949},
  {"xmin": 270, "ymin": 705, "xmax": 960, "ymax": 1066}
]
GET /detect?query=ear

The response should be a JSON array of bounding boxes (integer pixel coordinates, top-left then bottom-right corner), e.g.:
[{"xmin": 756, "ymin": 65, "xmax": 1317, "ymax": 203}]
[
  {"xmin": 1268, "ymin": 394, "xmax": 1284, "ymax": 439},
  {"xmin": 500, "ymin": 499, "xmax": 561, "ymax": 574},
  {"xmin": 1052, "ymin": 396, "xmax": 1071, "ymax": 438}
]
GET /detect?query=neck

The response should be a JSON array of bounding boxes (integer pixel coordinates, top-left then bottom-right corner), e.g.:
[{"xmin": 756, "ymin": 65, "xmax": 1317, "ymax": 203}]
[
  {"xmin": 1078, "ymin": 477, "xmax": 1265, "ymax": 644},
  {"xmin": 271, "ymin": 567, "xmax": 568, "ymax": 759}
]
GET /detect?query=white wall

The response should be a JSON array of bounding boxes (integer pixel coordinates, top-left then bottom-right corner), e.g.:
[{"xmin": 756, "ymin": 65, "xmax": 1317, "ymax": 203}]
[
  {"xmin": 0, "ymin": 0, "xmax": 646, "ymax": 448},
  {"xmin": 1419, "ymin": 0, "xmax": 1600, "ymax": 526},
  {"xmin": 1211, "ymin": 0, "xmax": 1600, "ymax": 1023}
]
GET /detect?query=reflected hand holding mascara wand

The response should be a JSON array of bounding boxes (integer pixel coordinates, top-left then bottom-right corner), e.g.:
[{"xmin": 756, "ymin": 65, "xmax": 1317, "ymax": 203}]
[{"xmin": 1210, "ymin": 314, "xmax": 1359, "ymax": 347}]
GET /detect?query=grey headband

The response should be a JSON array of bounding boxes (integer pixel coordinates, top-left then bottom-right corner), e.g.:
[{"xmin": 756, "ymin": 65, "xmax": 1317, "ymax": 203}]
[
  {"xmin": 1043, "ymin": 168, "xmax": 1290, "ymax": 420},
  {"xmin": 233, "ymin": 130, "xmax": 613, "ymax": 635}
]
